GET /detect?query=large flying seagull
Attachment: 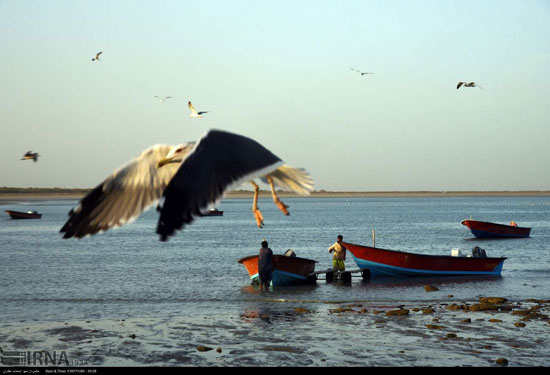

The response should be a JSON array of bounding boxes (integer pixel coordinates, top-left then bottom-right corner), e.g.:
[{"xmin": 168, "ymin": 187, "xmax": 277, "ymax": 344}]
[{"xmin": 60, "ymin": 129, "xmax": 314, "ymax": 241}]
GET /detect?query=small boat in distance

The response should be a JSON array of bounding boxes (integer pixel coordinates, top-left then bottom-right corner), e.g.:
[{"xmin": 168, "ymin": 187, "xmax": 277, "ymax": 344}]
[
  {"xmin": 461, "ymin": 219, "xmax": 531, "ymax": 238},
  {"xmin": 198, "ymin": 208, "xmax": 224, "ymax": 216},
  {"xmin": 5, "ymin": 210, "xmax": 42, "ymax": 219},
  {"xmin": 343, "ymin": 241, "xmax": 507, "ymax": 278},
  {"xmin": 238, "ymin": 250, "xmax": 317, "ymax": 286}
]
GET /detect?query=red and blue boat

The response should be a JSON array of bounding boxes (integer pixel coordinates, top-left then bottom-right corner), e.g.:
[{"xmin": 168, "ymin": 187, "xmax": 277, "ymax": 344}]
[
  {"xmin": 238, "ymin": 253, "xmax": 317, "ymax": 286},
  {"xmin": 461, "ymin": 219, "xmax": 531, "ymax": 238},
  {"xmin": 343, "ymin": 241, "xmax": 507, "ymax": 278}
]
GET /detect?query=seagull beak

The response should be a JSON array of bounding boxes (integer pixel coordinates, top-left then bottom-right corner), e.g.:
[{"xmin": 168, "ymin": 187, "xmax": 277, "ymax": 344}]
[
  {"xmin": 157, "ymin": 158, "xmax": 172, "ymax": 168},
  {"xmin": 157, "ymin": 156, "xmax": 181, "ymax": 168}
]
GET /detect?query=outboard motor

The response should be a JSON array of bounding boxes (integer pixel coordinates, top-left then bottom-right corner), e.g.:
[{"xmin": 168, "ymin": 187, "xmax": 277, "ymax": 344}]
[
  {"xmin": 284, "ymin": 249, "xmax": 296, "ymax": 257},
  {"xmin": 472, "ymin": 246, "xmax": 487, "ymax": 258}
]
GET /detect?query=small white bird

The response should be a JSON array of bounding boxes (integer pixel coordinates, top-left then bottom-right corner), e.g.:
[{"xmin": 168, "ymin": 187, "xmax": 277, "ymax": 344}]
[
  {"xmin": 92, "ymin": 52, "xmax": 103, "ymax": 61},
  {"xmin": 188, "ymin": 101, "xmax": 208, "ymax": 118},
  {"xmin": 351, "ymin": 68, "xmax": 374, "ymax": 76},
  {"xmin": 154, "ymin": 96, "xmax": 173, "ymax": 103},
  {"xmin": 457, "ymin": 81, "xmax": 482, "ymax": 90}
]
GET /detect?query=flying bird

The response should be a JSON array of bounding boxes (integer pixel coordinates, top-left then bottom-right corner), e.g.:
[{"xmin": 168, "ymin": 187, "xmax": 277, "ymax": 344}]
[
  {"xmin": 154, "ymin": 96, "xmax": 173, "ymax": 103},
  {"xmin": 457, "ymin": 81, "xmax": 482, "ymax": 90},
  {"xmin": 59, "ymin": 129, "xmax": 314, "ymax": 241},
  {"xmin": 188, "ymin": 101, "xmax": 208, "ymax": 118},
  {"xmin": 21, "ymin": 151, "xmax": 39, "ymax": 162},
  {"xmin": 92, "ymin": 52, "xmax": 103, "ymax": 61},
  {"xmin": 351, "ymin": 68, "xmax": 374, "ymax": 76}
]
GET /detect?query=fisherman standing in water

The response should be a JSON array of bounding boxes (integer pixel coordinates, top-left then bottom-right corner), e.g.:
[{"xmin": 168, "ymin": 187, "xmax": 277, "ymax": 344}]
[
  {"xmin": 328, "ymin": 234, "xmax": 347, "ymax": 272},
  {"xmin": 258, "ymin": 240, "xmax": 273, "ymax": 290}
]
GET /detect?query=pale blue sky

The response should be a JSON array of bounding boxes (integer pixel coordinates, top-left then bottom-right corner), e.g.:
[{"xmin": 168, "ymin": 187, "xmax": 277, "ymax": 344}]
[{"xmin": 1, "ymin": 0, "xmax": 549, "ymax": 191}]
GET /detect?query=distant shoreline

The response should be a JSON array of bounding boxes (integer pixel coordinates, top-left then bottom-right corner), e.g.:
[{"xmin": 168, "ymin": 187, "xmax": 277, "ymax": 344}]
[{"xmin": 1, "ymin": 189, "xmax": 549, "ymax": 204}]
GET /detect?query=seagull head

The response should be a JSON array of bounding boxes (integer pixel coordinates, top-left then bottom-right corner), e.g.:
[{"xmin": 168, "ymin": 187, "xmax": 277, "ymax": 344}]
[{"xmin": 156, "ymin": 143, "xmax": 195, "ymax": 168}]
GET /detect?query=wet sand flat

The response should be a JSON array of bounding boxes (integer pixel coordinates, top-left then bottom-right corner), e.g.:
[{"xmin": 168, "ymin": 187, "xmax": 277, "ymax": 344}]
[{"xmin": 1, "ymin": 298, "xmax": 549, "ymax": 367}]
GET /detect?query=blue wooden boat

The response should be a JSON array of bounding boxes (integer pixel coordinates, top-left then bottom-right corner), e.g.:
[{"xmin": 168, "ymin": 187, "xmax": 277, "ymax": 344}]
[{"xmin": 238, "ymin": 253, "xmax": 317, "ymax": 286}]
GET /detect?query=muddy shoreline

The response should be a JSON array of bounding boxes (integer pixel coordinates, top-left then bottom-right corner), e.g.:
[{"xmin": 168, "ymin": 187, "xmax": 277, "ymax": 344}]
[{"xmin": 1, "ymin": 296, "xmax": 548, "ymax": 367}]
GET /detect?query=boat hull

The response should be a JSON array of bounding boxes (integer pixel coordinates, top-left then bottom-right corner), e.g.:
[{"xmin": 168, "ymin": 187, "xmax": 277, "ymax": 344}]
[
  {"xmin": 461, "ymin": 219, "xmax": 530, "ymax": 238},
  {"xmin": 198, "ymin": 209, "xmax": 223, "ymax": 217},
  {"xmin": 238, "ymin": 255, "xmax": 317, "ymax": 286},
  {"xmin": 343, "ymin": 242, "xmax": 506, "ymax": 278},
  {"xmin": 5, "ymin": 210, "xmax": 42, "ymax": 219}
]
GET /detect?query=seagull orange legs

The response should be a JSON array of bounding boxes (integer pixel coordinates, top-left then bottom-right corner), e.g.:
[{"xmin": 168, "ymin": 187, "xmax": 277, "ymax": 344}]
[
  {"xmin": 266, "ymin": 176, "xmax": 289, "ymax": 215},
  {"xmin": 250, "ymin": 177, "xmax": 290, "ymax": 228},
  {"xmin": 251, "ymin": 181, "xmax": 264, "ymax": 228}
]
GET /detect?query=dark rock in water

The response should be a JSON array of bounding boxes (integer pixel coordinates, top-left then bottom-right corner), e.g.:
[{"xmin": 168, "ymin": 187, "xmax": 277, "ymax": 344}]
[
  {"xmin": 385, "ymin": 309, "xmax": 409, "ymax": 317},
  {"xmin": 488, "ymin": 319, "xmax": 503, "ymax": 323},
  {"xmin": 480, "ymin": 297, "xmax": 508, "ymax": 304},
  {"xmin": 424, "ymin": 285, "xmax": 439, "ymax": 292},
  {"xmin": 426, "ymin": 324, "xmax": 443, "ymax": 330},
  {"xmin": 511, "ymin": 309, "xmax": 531, "ymax": 316},
  {"xmin": 514, "ymin": 322, "xmax": 526, "ymax": 328},
  {"xmin": 468, "ymin": 302, "xmax": 497, "ymax": 311},
  {"xmin": 496, "ymin": 358, "xmax": 509, "ymax": 366},
  {"xmin": 446, "ymin": 333, "xmax": 458, "ymax": 339},
  {"xmin": 461, "ymin": 318, "xmax": 472, "ymax": 324},
  {"xmin": 128, "ymin": 334, "xmax": 136, "ymax": 339},
  {"xmin": 216, "ymin": 347, "xmax": 222, "ymax": 353},
  {"xmin": 422, "ymin": 308, "xmax": 434, "ymax": 314},
  {"xmin": 197, "ymin": 345, "xmax": 213, "ymax": 352},
  {"xmin": 329, "ymin": 307, "xmax": 354, "ymax": 314}
]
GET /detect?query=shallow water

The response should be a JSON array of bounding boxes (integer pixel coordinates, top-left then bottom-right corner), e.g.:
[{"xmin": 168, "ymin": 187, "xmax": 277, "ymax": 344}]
[{"xmin": 1, "ymin": 196, "xmax": 549, "ymax": 324}]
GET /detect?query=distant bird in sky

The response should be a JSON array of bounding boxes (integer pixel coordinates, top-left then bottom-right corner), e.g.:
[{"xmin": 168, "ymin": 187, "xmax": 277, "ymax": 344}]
[
  {"xmin": 59, "ymin": 129, "xmax": 314, "ymax": 241},
  {"xmin": 21, "ymin": 151, "xmax": 39, "ymax": 162},
  {"xmin": 188, "ymin": 101, "xmax": 208, "ymax": 118},
  {"xmin": 457, "ymin": 81, "xmax": 482, "ymax": 90},
  {"xmin": 351, "ymin": 68, "xmax": 374, "ymax": 76},
  {"xmin": 154, "ymin": 96, "xmax": 173, "ymax": 103},
  {"xmin": 91, "ymin": 52, "xmax": 103, "ymax": 61}
]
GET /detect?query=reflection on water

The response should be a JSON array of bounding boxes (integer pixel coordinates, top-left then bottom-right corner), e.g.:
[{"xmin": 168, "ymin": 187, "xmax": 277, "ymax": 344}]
[{"xmin": 359, "ymin": 274, "xmax": 503, "ymax": 288}]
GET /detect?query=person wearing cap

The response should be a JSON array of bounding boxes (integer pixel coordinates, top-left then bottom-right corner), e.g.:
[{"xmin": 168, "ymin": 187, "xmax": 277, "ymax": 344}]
[
  {"xmin": 328, "ymin": 234, "xmax": 347, "ymax": 272},
  {"xmin": 258, "ymin": 240, "xmax": 273, "ymax": 290}
]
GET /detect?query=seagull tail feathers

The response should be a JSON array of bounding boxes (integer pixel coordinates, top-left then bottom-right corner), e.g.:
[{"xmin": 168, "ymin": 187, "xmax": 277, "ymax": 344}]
[{"xmin": 261, "ymin": 165, "xmax": 314, "ymax": 196}]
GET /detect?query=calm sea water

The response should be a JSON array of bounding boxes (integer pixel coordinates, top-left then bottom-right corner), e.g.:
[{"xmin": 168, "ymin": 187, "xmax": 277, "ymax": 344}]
[{"xmin": 1, "ymin": 196, "xmax": 550, "ymax": 324}]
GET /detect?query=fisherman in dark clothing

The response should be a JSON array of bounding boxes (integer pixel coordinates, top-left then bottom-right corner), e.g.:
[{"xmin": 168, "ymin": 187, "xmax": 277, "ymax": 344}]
[{"xmin": 258, "ymin": 240, "xmax": 273, "ymax": 290}]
